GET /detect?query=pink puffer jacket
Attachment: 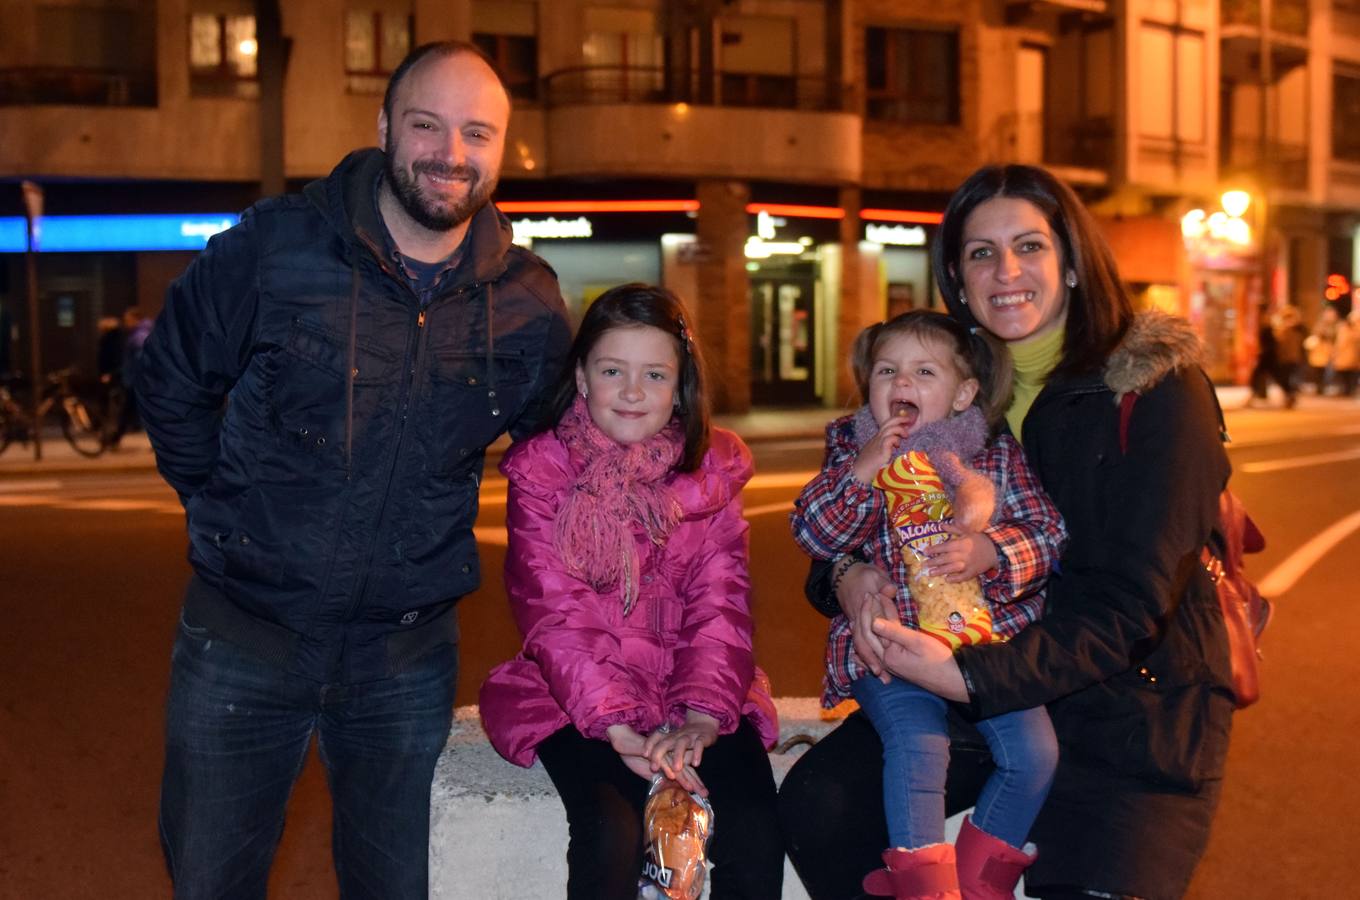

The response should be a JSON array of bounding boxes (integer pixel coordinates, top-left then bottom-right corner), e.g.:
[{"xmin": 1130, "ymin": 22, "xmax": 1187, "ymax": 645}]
[{"xmin": 479, "ymin": 427, "xmax": 779, "ymax": 767}]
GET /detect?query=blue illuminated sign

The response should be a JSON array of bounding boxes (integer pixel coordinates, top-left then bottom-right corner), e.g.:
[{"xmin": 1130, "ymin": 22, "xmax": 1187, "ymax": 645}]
[{"xmin": 0, "ymin": 214, "xmax": 240, "ymax": 252}]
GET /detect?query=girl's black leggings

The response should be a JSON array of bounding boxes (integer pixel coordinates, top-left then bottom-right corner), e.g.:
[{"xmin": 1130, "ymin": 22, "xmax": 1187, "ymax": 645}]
[{"xmin": 537, "ymin": 718, "xmax": 784, "ymax": 900}]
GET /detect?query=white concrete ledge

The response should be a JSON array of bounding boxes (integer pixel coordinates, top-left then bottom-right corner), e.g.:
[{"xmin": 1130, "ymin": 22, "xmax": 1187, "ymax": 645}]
[{"xmin": 429, "ymin": 698, "xmax": 1011, "ymax": 899}]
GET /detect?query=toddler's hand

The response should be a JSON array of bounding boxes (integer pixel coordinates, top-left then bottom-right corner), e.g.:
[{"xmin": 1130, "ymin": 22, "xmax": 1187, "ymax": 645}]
[
  {"xmin": 851, "ymin": 415, "xmax": 913, "ymax": 484},
  {"xmin": 923, "ymin": 527, "xmax": 999, "ymax": 582}
]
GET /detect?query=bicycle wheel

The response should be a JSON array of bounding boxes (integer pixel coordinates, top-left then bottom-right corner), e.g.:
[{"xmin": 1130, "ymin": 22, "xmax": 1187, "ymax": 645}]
[{"xmin": 62, "ymin": 397, "xmax": 105, "ymax": 457}]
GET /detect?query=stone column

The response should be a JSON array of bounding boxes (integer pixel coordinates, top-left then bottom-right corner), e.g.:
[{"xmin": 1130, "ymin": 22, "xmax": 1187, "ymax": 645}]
[
  {"xmin": 836, "ymin": 185, "xmax": 869, "ymax": 406},
  {"xmin": 695, "ymin": 179, "xmax": 751, "ymax": 413}
]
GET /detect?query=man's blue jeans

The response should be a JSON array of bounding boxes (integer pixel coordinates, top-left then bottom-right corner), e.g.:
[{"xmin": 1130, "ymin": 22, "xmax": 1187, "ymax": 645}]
[
  {"xmin": 158, "ymin": 614, "xmax": 457, "ymax": 900},
  {"xmin": 852, "ymin": 674, "xmax": 1057, "ymax": 849}
]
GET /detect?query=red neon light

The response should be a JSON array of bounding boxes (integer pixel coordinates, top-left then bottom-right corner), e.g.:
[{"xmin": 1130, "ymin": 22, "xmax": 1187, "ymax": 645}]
[
  {"xmin": 745, "ymin": 203, "xmax": 845, "ymax": 220},
  {"xmin": 494, "ymin": 200, "xmax": 699, "ymax": 214},
  {"xmin": 861, "ymin": 208, "xmax": 943, "ymax": 225}
]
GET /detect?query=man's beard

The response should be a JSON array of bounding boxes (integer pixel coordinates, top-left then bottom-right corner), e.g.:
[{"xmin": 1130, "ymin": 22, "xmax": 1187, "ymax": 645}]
[{"xmin": 383, "ymin": 145, "xmax": 498, "ymax": 233}]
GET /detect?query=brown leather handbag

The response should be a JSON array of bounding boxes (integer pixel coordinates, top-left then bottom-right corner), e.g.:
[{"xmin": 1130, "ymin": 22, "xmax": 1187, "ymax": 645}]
[{"xmin": 1202, "ymin": 490, "xmax": 1271, "ymax": 708}]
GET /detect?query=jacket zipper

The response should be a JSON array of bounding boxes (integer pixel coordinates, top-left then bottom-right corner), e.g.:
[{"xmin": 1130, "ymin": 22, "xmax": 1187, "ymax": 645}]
[
  {"xmin": 336, "ymin": 299, "xmax": 431, "ymax": 663},
  {"xmin": 340, "ymin": 280, "xmax": 486, "ymax": 644}
]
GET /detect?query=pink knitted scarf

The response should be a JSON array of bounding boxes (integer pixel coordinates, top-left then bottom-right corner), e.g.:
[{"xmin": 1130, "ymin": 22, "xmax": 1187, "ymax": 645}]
[{"xmin": 553, "ymin": 395, "xmax": 684, "ymax": 616}]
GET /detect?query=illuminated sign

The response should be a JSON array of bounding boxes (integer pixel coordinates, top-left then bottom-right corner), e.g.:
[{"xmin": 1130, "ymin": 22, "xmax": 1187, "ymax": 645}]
[
  {"xmin": 0, "ymin": 214, "xmax": 239, "ymax": 252},
  {"xmin": 865, "ymin": 223, "xmax": 927, "ymax": 247},
  {"xmin": 510, "ymin": 216, "xmax": 593, "ymax": 241}
]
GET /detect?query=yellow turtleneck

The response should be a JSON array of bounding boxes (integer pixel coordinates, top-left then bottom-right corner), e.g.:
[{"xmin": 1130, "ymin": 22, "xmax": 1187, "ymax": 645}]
[{"xmin": 1004, "ymin": 325, "xmax": 1065, "ymax": 442}]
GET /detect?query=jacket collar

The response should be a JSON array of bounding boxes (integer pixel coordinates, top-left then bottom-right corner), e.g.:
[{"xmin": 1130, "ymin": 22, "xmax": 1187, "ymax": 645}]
[
  {"xmin": 303, "ymin": 147, "xmax": 513, "ymax": 289},
  {"xmin": 1101, "ymin": 310, "xmax": 1203, "ymax": 401}
]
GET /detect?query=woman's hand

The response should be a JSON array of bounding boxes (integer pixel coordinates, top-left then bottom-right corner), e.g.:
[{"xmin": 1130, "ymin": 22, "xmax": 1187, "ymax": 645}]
[
  {"xmin": 837, "ymin": 563, "xmax": 898, "ymax": 678},
  {"xmin": 851, "ymin": 416, "xmax": 912, "ymax": 484},
  {"xmin": 924, "ymin": 526, "xmax": 999, "ymax": 582},
  {"xmin": 871, "ymin": 618, "xmax": 969, "ymax": 702}
]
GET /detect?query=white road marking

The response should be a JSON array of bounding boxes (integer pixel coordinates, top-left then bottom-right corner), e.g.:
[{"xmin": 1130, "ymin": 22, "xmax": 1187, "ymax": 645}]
[
  {"xmin": 53, "ymin": 499, "xmax": 182, "ymax": 513},
  {"xmin": 747, "ymin": 471, "xmax": 818, "ymax": 490},
  {"xmin": 1238, "ymin": 446, "xmax": 1360, "ymax": 474},
  {"xmin": 0, "ymin": 494, "xmax": 60, "ymax": 506},
  {"xmin": 744, "ymin": 501, "xmax": 795, "ymax": 518},
  {"xmin": 0, "ymin": 479, "xmax": 63, "ymax": 493},
  {"xmin": 1256, "ymin": 509, "xmax": 1360, "ymax": 597}
]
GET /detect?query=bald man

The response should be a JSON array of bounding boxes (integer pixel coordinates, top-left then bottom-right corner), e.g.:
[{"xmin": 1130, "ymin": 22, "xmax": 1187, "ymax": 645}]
[{"xmin": 139, "ymin": 42, "xmax": 570, "ymax": 898}]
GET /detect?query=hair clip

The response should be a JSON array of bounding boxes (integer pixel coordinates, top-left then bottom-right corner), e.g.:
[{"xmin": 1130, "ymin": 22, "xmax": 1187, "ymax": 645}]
[{"xmin": 676, "ymin": 315, "xmax": 694, "ymax": 353}]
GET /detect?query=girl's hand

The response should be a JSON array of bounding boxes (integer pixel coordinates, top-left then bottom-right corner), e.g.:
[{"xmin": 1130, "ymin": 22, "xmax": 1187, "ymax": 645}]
[
  {"xmin": 619, "ymin": 751, "xmax": 656, "ymax": 782},
  {"xmin": 871, "ymin": 617, "xmax": 968, "ymax": 701},
  {"xmin": 606, "ymin": 723, "xmax": 647, "ymax": 757},
  {"xmin": 606, "ymin": 723, "xmax": 657, "ymax": 782},
  {"xmin": 643, "ymin": 711, "xmax": 720, "ymax": 780},
  {"xmin": 923, "ymin": 527, "xmax": 999, "ymax": 582},
  {"xmin": 851, "ymin": 416, "xmax": 913, "ymax": 484}
]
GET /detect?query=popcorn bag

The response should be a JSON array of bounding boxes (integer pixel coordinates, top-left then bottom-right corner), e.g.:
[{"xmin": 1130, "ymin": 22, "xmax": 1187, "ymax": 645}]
[
  {"xmin": 636, "ymin": 776, "xmax": 714, "ymax": 900},
  {"xmin": 874, "ymin": 451, "xmax": 994, "ymax": 648}
]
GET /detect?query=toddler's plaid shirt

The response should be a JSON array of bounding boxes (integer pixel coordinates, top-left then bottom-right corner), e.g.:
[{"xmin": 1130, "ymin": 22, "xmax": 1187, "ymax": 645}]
[{"xmin": 791, "ymin": 414, "xmax": 1067, "ymax": 705}]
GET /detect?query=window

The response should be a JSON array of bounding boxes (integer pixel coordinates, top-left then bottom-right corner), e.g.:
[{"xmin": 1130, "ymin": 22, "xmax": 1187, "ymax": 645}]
[
  {"xmin": 583, "ymin": 6, "xmax": 663, "ymax": 70},
  {"xmin": 3, "ymin": 5, "xmax": 157, "ymax": 106},
  {"xmin": 1138, "ymin": 23, "xmax": 1204, "ymax": 143},
  {"xmin": 864, "ymin": 26, "xmax": 959, "ymax": 125},
  {"xmin": 581, "ymin": 6, "xmax": 665, "ymax": 102},
  {"xmin": 189, "ymin": 12, "xmax": 258, "ymax": 98},
  {"xmin": 718, "ymin": 15, "xmax": 797, "ymax": 108},
  {"xmin": 472, "ymin": 0, "xmax": 538, "ymax": 101},
  {"xmin": 345, "ymin": 10, "xmax": 411, "ymax": 94},
  {"xmin": 1334, "ymin": 72, "xmax": 1360, "ymax": 162}
]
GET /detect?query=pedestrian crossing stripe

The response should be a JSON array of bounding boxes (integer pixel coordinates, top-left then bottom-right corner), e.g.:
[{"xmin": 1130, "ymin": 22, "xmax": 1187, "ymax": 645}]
[{"xmin": 0, "ymin": 494, "xmax": 182, "ymax": 514}]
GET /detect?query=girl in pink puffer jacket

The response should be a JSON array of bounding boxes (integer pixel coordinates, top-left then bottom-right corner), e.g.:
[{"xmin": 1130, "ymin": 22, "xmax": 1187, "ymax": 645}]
[{"xmin": 479, "ymin": 284, "xmax": 782, "ymax": 900}]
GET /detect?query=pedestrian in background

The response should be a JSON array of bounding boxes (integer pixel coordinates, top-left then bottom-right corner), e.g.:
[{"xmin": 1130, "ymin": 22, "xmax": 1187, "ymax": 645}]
[
  {"xmin": 1304, "ymin": 305, "xmax": 1340, "ymax": 394},
  {"xmin": 1272, "ymin": 305, "xmax": 1306, "ymax": 406},
  {"xmin": 1250, "ymin": 305, "xmax": 1301, "ymax": 409},
  {"xmin": 780, "ymin": 164, "xmax": 1232, "ymax": 900},
  {"xmin": 480, "ymin": 284, "xmax": 783, "ymax": 900},
  {"xmin": 1331, "ymin": 306, "xmax": 1360, "ymax": 398},
  {"xmin": 137, "ymin": 41, "xmax": 570, "ymax": 898}
]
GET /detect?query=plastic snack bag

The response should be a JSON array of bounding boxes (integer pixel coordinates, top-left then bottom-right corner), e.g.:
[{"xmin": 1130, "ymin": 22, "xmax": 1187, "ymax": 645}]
[
  {"xmin": 874, "ymin": 450, "xmax": 993, "ymax": 648},
  {"xmin": 636, "ymin": 775, "xmax": 714, "ymax": 900}
]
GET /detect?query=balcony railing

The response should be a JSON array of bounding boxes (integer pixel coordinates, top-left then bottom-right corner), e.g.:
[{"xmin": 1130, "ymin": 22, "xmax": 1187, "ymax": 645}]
[
  {"xmin": 1221, "ymin": 0, "xmax": 1310, "ymax": 36},
  {"xmin": 541, "ymin": 66, "xmax": 852, "ymax": 113},
  {"xmin": 1045, "ymin": 117, "xmax": 1116, "ymax": 171},
  {"xmin": 0, "ymin": 67, "xmax": 156, "ymax": 107},
  {"xmin": 1221, "ymin": 137, "xmax": 1310, "ymax": 190}
]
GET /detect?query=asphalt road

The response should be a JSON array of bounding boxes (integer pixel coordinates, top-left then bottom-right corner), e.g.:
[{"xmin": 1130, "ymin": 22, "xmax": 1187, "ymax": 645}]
[{"xmin": 2, "ymin": 404, "xmax": 1358, "ymax": 898}]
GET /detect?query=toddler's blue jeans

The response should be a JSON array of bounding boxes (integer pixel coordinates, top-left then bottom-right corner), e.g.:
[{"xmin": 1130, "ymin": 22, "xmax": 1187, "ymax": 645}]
[{"xmin": 852, "ymin": 674, "xmax": 1057, "ymax": 849}]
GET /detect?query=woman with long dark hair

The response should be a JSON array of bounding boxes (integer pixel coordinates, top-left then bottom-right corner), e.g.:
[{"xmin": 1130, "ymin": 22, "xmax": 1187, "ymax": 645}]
[{"xmin": 780, "ymin": 165, "xmax": 1233, "ymax": 900}]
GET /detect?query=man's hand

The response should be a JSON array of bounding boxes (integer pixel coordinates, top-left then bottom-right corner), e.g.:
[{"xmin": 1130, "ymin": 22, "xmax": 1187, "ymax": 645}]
[
  {"xmin": 871, "ymin": 618, "xmax": 969, "ymax": 702},
  {"xmin": 923, "ymin": 526, "xmax": 999, "ymax": 582}
]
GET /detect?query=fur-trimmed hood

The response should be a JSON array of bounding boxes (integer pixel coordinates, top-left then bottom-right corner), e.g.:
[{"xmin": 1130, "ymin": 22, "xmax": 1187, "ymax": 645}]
[{"xmin": 1103, "ymin": 310, "xmax": 1203, "ymax": 402}]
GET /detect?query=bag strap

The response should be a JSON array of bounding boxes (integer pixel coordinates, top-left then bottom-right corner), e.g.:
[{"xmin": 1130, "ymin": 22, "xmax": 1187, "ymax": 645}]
[
  {"xmin": 1117, "ymin": 369, "xmax": 1230, "ymax": 456},
  {"xmin": 1118, "ymin": 391, "xmax": 1137, "ymax": 455}
]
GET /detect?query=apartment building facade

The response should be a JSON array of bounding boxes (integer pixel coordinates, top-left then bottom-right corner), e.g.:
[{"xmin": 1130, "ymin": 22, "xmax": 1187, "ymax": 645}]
[{"xmin": 3, "ymin": 0, "xmax": 1358, "ymax": 408}]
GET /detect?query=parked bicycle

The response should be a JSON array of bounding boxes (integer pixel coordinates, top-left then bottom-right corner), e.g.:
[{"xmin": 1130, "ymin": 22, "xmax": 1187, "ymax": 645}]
[{"xmin": 0, "ymin": 368, "xmax": 106, "ymax": 458}]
